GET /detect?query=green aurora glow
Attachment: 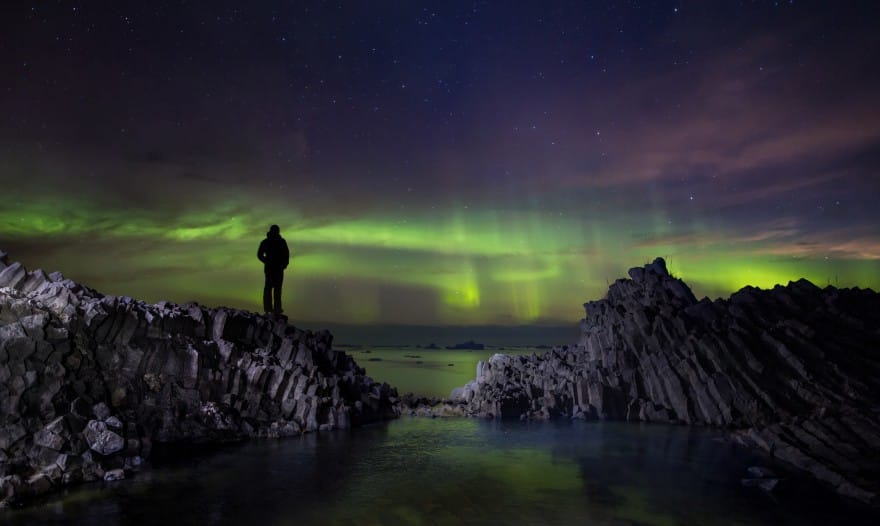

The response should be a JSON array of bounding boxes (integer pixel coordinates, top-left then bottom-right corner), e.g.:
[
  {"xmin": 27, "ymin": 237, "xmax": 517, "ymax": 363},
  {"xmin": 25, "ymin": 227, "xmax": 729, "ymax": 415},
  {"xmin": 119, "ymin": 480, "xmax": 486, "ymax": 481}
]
[
  {"xmin": 3, "ymin": 2, "xmax": 879, "ymax": 332},
  {"xmin": 2, "ymin": 193, "xmax": 877, "ymax": 327}
]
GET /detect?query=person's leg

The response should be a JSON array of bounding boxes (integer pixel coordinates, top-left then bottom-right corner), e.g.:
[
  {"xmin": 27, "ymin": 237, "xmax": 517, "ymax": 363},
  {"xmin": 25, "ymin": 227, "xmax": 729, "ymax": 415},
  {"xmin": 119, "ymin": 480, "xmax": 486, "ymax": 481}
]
[
  {"xmin": 273, "ymin": 271, "xmax": 284, "ymax": 314},
  {"xmin": 263, "ymin": 272, "xmax": 273, "ymax": 313}
]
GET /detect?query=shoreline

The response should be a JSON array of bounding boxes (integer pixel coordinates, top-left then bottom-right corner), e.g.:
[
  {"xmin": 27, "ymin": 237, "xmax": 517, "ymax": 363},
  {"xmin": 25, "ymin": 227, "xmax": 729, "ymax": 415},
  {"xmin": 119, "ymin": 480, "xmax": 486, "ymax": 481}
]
[{"xmin": 3, "ymin": 251, "xmax": 879, "ymax": 509}]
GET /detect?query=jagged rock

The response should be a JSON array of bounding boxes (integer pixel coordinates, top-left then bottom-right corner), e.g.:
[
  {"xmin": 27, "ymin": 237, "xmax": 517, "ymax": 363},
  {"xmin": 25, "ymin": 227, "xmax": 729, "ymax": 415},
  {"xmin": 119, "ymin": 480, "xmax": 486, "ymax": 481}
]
[
  {"xmin": 399, "ymin": 394, "xmax": 469, "ymax": 417},
  {"xmin": 33, "ymin": 417, "xmax": 68, "ymax": 451},
  {"xmin": 83, "ymin": 421, "xmax": 125, "ymax": 456},
  {"xmin": 0, "ymin": 249, "xmax": 399, "ymax": 509},
  {"xmin": 105, "ymin": 416, "xmax": 123, "ymax": 430},
  {"xmin": 455, "ymin": 257, "xmax": 880, "ymax": 503},
  {"xmin": 103, "ymin": 469, "xmax": 125, "ymax": 482},
  {"xmin": 0, "ymin": 263, "xmax": 26, "ymax": 289}
]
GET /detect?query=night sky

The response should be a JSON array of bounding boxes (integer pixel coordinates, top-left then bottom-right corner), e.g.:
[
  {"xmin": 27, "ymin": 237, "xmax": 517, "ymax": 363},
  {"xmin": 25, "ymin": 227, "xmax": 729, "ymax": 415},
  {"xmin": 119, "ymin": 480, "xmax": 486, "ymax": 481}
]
[{"xmin": 1, "ymin": 1, "xmax": 878, "ymax": 332}]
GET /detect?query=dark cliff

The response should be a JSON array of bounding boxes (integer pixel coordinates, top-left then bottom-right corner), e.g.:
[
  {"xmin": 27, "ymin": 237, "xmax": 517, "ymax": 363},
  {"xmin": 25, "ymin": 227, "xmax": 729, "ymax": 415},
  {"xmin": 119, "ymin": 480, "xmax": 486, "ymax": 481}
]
[
  {"xmin": 0, "ymin": 250, "xmax": 398, "ymax": 507},
  {"xmin": 453, "ymin": 258, "xmax": 880, "ymax": 502}
]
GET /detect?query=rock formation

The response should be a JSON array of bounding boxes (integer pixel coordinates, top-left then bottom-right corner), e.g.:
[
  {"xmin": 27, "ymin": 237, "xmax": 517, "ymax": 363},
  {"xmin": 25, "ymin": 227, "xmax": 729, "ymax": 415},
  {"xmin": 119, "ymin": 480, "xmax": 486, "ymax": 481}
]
[
  {"xmin": 0, "ymin": 250, "xmax": 398, "ymax": 508},
  {"xmin": 453, "ymin": 258, "xmax": 880, "ymax": 503}
]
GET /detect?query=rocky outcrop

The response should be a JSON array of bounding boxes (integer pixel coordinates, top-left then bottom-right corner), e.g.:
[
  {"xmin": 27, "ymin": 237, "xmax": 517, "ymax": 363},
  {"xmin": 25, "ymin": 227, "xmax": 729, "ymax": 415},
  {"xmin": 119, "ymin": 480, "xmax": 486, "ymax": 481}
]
[
  {"xmin": 399, "ymin": 394, "xmax": 467, "ymax": 418},
  {"xmin": 0, "ymin": 251, "xmax": 398, "ymax": 508},
  {"xmin": 454, "ymin": 258, "xmax": 880, "ymax": 502}
]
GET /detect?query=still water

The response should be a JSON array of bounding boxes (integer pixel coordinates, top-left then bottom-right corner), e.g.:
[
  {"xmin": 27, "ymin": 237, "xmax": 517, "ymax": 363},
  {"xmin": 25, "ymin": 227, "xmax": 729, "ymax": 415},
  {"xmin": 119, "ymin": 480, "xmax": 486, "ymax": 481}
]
[
  {"xmin": 7, "ymin": 348, "xmax": 878, "ymax": 525},
  {"xmin": 9, "ymin": 419, "xmax": 877, "ymax": 525}
]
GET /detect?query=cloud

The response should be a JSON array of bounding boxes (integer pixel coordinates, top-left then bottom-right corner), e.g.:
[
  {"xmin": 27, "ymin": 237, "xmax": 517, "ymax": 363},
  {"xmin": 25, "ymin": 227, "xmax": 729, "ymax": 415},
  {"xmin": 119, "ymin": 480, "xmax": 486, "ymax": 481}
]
[{"xmin": 537, "ymin": 32, "xmax": 880, "ymax": 202}]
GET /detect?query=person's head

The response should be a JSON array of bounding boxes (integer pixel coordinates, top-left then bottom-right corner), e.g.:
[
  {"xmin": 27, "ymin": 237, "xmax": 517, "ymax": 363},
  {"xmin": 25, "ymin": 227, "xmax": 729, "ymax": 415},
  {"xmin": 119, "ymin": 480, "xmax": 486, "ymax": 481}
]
[{"xmin": 268, "ymin": 224, "xmax": 280, "ymax": 237}]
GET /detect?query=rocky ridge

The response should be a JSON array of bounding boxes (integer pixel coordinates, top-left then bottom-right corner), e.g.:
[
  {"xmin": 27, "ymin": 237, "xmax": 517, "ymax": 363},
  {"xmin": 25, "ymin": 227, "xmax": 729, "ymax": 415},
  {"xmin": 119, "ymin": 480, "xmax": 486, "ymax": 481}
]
[
  {"xmin": 451, "ymin": 258, "xmax": 880, "ymax": 502},
  {"xmin": 0, "ymin": 250, "xmax": 398, "ymax": 508}
]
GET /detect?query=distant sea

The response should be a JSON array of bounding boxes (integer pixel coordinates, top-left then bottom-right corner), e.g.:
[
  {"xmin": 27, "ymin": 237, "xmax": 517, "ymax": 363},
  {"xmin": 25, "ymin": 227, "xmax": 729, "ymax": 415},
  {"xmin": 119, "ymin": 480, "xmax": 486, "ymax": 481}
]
[
  {"xmin": 314, "ymin": 323, "xmax": 580, "ymax": 348},
  {"xmin": 341, "ymin": 346, "xmax": 543, "ymax": 398}
]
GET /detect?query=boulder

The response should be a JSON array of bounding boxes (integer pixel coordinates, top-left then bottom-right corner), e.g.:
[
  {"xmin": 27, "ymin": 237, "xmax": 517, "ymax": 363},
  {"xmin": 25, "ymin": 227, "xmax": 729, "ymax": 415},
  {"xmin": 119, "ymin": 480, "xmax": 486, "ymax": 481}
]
[
  {"xmin": 83, "ymin": 421, "xmax": 124, "ymax": 456},
  {"xmin": 103, "ymin": 469, "xmax": 125, "ymax": 482},
  {"xmin": 33, "ymin": 417, "xmax": 68, "ymax": 451}
]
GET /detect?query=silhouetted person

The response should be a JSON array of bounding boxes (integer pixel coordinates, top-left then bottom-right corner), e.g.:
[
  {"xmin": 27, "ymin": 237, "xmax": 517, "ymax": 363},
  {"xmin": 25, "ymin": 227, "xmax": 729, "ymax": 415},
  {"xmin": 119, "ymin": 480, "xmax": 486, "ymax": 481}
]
[{"xmin": 257, "ymin": 224, "xmax": 290, "ymax": 315}]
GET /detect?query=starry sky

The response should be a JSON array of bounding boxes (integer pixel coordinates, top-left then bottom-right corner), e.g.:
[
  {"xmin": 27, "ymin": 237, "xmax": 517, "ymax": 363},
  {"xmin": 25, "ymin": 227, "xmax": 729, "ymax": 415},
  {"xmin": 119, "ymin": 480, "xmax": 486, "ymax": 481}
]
[{"xmin": 1, "ymin": 1, "xmax": 878, "ymax": 337}]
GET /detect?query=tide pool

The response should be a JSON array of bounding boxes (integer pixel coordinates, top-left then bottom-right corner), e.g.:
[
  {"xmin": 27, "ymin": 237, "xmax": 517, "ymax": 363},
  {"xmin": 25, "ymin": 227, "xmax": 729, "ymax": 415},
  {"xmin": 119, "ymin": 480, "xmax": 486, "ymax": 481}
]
[{"xmin": 8, "ymin": 418, "xmax": 876, "ymax": 525}]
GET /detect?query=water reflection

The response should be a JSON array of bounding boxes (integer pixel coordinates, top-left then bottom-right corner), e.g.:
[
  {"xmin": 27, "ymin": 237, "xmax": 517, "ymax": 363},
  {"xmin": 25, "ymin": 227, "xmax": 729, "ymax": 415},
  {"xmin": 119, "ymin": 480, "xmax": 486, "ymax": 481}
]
[{"xmin": 7, "ymin": 419, "xmax": 878, "ymax": 525}]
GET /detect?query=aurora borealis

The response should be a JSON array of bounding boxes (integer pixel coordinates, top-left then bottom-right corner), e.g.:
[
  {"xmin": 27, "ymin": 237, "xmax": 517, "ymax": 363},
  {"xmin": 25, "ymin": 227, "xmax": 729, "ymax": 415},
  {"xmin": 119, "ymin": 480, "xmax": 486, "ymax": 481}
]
[{"xmin": 1, "ymin": 2, "xmax": 878, "ymax": 334}]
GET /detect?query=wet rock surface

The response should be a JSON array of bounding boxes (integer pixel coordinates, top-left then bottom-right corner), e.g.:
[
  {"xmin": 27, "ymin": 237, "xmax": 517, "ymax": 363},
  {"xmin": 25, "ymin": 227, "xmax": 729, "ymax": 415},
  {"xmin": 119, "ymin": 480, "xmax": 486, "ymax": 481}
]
[
  {"xmin": 453, "ymin": 258, "xmax": 880, "ymax": 503},
  {"xmin": 0, "ymin": 252, "xmax": 398, "ymax": 508}
]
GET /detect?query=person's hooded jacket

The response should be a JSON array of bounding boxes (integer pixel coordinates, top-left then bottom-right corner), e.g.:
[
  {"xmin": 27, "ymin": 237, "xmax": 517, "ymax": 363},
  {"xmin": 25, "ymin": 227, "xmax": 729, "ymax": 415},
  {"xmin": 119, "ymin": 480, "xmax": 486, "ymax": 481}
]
[{"xmin": 257, "ymin": 228, "xmax": 289, "ymax": 271}]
